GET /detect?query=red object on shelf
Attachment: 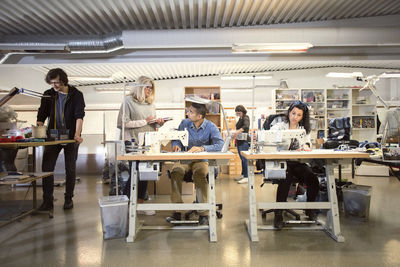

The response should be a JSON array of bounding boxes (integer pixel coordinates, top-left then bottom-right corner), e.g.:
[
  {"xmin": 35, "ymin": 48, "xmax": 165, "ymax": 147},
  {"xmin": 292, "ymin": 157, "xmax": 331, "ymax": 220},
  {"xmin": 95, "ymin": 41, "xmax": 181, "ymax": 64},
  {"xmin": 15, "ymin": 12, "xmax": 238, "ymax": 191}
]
[{"xmin": 0, "ymin": 136, "xmax": 24, "ymax": 142}]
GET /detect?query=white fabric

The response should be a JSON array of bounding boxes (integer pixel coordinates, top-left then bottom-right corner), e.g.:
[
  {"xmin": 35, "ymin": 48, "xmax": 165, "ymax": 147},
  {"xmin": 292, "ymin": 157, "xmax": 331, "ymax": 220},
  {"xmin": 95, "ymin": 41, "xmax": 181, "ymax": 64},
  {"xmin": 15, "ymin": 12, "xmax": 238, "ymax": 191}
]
[{"xmin": 379, "ymin": 108, "xmax": 400, "ymax": 138}]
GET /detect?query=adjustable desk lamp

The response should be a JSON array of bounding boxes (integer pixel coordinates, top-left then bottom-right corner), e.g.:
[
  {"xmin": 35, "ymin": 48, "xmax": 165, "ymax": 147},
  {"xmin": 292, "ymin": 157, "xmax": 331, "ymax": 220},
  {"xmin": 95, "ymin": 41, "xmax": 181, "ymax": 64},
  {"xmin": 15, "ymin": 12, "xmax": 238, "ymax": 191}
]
[
  {"xmin": 0, "ymin": 87, "xmax": 51, "ymax": 107},
  {"xmin": 358, "ymin": 72, "xmax": 400, "ymax": 147}
]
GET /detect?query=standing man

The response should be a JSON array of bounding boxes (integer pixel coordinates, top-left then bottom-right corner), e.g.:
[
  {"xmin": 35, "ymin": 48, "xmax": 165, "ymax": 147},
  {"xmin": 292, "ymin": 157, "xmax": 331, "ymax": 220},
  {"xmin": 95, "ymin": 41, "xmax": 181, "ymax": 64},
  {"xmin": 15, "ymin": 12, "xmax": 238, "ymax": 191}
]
[
  {"xmin": 167, "ymin": 103, "xmax": 224, "ymax": 225},
  {"xmin": 37, "ymin": 68, "xmax": 85, "ymax": 211}
]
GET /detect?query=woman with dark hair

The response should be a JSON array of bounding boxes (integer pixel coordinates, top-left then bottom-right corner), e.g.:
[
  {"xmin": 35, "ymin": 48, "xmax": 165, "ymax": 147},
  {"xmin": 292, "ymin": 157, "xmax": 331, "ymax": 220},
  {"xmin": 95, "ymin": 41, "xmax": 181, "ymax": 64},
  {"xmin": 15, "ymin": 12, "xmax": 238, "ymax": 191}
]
[
  {"xmin": 233, "ymin": 105, "xmax": 251, "ymax": 184},
  {"xmin": 270, "ymin": 100, "xmax": 319, "ymax": 229}
]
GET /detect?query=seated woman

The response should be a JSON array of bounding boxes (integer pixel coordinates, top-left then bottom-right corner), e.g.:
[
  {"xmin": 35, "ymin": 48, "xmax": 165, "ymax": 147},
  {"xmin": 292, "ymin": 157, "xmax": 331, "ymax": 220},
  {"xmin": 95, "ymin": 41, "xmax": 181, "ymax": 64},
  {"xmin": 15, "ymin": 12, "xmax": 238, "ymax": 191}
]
[{"xmin": 270, "ymin": 100, "xmax": 320, "ymax": 229}]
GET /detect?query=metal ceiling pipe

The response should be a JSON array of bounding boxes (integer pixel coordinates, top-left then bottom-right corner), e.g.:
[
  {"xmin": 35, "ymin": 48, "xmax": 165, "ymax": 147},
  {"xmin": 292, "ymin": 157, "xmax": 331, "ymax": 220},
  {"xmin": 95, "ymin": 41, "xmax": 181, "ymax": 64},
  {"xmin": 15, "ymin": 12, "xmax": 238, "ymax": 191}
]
[{"xmin": 0, "ymin": 33, "xmax": 123, "ymax": 63}]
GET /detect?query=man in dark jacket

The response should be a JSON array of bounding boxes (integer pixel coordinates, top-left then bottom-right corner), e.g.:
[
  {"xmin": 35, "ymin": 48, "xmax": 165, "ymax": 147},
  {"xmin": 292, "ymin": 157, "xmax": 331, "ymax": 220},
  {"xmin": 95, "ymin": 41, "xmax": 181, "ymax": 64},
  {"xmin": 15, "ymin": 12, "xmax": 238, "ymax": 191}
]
[{"xmin": 37, "ymin": 68, "xmax": 85, "ymax": 211}]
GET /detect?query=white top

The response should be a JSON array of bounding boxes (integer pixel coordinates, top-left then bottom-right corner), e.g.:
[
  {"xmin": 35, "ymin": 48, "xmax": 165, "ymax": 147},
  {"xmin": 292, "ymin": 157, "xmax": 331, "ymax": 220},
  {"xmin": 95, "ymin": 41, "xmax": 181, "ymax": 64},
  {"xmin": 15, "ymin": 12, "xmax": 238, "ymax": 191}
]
[{"xmin": 271, "ymin": 121, "xmax": 311, "ymax": 146}]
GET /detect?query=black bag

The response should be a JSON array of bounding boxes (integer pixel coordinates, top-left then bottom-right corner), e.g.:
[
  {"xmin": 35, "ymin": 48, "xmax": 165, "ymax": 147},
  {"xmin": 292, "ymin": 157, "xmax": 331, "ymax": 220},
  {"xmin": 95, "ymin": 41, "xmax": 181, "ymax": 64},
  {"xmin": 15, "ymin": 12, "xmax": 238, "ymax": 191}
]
[{"xmin": 327, "ymin": 117, "xmax": 351, "ymax": 141}]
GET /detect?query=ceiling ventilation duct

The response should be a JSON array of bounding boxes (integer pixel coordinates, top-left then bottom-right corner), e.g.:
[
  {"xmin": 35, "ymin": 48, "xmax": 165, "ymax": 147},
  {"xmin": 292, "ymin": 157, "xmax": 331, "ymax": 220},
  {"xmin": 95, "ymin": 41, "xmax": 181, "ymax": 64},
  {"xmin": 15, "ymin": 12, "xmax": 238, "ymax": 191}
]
[{"xmin": 0, "ymin": 33, "xmax": 123, "ymax": 63}]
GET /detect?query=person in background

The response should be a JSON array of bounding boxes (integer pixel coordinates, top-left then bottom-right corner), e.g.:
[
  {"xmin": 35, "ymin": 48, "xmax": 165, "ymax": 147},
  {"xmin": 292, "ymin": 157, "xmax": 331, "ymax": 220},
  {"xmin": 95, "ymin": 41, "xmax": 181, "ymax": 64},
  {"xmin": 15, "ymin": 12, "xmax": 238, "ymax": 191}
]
[
  {"xmin": 233, "ymin": 105, "xmax": 250, "ymax": 184},
  {"xmin": 118, "ymin": 76, "xmax": 164, "ymax": 216},
  {"xmin": 37, "ymin": 68, "xmax": 85, "ymax": 211},
  {"xmin": 270, "ymin": 100, "xmax": 319, "ymax": 229},
  {"xmin": 166, "ymin": 102, "xmax": 224, "ymax": 225}
]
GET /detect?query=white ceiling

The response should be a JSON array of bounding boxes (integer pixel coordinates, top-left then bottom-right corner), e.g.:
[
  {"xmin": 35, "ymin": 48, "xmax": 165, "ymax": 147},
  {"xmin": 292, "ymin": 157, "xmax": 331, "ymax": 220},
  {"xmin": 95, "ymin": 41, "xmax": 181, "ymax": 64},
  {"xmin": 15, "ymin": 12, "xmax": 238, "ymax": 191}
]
[{"xmin": 1, "ymin": 0, "xmax": 399, "ymax": 33}]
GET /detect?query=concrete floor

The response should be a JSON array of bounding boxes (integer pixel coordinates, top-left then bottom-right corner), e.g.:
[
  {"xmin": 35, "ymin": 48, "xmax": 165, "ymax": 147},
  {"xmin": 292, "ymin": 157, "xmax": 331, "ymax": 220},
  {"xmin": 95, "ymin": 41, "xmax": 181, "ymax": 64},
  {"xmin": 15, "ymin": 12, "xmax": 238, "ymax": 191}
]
[{"xmin": 0, "ymin": 172, "xmax": 400, "ymax": 267}]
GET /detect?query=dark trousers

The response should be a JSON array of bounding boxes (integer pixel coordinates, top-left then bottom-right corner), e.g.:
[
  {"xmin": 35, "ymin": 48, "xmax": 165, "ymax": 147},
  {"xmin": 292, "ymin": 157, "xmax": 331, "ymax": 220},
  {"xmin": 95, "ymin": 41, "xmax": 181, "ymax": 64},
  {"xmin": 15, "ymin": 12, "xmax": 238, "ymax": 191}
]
[
  {"xmin": 42, "ymin": 143, "xmax": 79, "ymax": 202},
  {"xmin": 123, "ymin": 162, "xmax": 148, "ymax": 200},
  {"xmin": 237, "ymin": 141, "xmax": 249, "ymax": 177},
  {"xmin": 123, "ymin": 178, "xmax": 148, "ymax": 200},
  {"xmin": 276, "ymin": 161, "xmax": 319, "ymax": 202}
]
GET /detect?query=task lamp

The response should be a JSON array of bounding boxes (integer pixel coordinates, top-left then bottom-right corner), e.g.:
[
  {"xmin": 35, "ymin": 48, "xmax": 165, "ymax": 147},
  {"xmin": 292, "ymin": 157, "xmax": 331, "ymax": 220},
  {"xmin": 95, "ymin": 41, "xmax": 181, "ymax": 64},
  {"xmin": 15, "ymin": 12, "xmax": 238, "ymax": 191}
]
[
  {"xmin": 0, "ymin": 87, "xmax": 51, "ymax": 107},
  {"xmin": 358, "ymin": 72, "xmax": 400, "ymax": 147},
  {"xmin": 220, "ymin": 73, "xmax": 286, "ymax": 153}
]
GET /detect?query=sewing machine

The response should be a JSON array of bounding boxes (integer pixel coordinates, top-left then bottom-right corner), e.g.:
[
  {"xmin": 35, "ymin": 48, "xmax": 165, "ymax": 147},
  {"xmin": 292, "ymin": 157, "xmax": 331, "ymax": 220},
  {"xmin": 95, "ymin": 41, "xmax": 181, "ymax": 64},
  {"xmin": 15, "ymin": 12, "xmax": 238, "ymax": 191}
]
[
  {"xmin": 124, "ymin": 130, "xmax": 189, "ymax": 182},
  {"xmin": 137, "ymin": 130, "xmax": 189, "ymax": 154},
  {"xmin": 256, "ymin": 129, "xmax": 306, "ymax": 153},
  {"xmin": 255, "ymin": 129, "xmax": 306, "ymax": 180}
]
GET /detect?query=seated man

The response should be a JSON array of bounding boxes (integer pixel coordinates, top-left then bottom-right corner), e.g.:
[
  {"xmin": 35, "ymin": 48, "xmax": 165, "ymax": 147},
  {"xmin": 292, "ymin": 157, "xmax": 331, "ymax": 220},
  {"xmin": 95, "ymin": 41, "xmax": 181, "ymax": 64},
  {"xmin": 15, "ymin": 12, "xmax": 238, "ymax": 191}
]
[{"xmin": 167, "ymin": 102, "xmax": 224, "ymax": 225}]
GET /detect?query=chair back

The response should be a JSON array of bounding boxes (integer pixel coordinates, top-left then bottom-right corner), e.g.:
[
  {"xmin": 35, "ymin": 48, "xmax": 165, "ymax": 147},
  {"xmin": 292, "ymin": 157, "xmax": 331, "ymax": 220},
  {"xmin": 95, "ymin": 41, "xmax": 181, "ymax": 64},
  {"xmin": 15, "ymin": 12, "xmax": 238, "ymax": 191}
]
[
  {"xmin": 327, "ymin": 117, "xmax": 351, "ymax": 141},
  {"xmin": 263, "ymin": 113, "xmax": 286, "ymax": 130}
]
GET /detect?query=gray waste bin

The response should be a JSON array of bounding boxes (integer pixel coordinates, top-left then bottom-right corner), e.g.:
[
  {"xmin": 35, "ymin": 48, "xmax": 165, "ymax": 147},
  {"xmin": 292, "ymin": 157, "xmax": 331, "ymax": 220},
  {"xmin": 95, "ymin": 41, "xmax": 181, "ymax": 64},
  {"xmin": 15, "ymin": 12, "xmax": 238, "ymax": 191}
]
[
  {"xmin": 99, "ymin": 195, "xmax": 129, "ymax": 239},
  {"xmin": 342, "ymin": 184, "xmax": 372, "ymax": 222}
]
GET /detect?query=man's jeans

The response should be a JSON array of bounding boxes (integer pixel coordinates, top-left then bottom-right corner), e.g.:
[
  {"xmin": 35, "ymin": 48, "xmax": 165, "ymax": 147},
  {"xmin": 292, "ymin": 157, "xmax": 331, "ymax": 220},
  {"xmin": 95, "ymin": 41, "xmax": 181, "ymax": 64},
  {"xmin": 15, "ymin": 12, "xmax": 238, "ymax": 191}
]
[{"xmin": 42, "ymin": 143, "xmax": 79, "ymax": 202}]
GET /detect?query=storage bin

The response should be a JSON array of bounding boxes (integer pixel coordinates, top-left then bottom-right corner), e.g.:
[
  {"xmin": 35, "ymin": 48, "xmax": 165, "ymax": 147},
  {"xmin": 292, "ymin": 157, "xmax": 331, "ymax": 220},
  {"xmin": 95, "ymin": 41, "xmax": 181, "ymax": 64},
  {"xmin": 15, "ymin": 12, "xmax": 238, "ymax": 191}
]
[
  {"xmin": 99, "ymin": 195, "xmax": 129, "ymax": 239},
  {"xmin": 342, "ymin": 184, "xmax": 372, "ymax": 221}
]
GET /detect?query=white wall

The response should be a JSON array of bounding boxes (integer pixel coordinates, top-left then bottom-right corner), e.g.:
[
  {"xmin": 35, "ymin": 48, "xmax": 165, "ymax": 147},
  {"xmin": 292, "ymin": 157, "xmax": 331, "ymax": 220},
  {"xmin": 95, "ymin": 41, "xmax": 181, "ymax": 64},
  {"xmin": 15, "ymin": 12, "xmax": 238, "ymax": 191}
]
[{"xmin": 4, "ymin": 66, "xmax": 399, "ymax": 138}]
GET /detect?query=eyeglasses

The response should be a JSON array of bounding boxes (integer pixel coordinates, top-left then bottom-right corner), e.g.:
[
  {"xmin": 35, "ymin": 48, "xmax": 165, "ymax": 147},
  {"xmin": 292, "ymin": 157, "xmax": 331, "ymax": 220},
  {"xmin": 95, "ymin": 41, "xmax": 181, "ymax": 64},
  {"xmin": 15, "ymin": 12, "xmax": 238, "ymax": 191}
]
[{"xmin": 145, "ymin": 86, "xmax": 153, "ymax": 91}]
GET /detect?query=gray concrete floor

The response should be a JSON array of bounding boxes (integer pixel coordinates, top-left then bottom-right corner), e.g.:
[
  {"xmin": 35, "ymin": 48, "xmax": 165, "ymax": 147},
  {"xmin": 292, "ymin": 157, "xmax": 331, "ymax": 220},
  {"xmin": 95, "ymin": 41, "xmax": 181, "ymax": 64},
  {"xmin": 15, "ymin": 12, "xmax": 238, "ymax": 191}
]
[{"xmin": 1, "ymin": 172, "xmax": 400, "ymax": 267}]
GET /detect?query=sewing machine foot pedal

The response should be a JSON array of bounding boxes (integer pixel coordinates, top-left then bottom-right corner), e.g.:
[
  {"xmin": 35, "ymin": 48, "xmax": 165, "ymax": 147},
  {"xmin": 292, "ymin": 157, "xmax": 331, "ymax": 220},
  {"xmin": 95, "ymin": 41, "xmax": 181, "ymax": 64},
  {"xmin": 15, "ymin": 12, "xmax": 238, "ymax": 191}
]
[
  {"xmin": 286, "ymin": 220, "xmax": 317, "ymax": 224},
  {"xmin": 168, "ymin": 220, "xmax": 199, "ymax": 225}
]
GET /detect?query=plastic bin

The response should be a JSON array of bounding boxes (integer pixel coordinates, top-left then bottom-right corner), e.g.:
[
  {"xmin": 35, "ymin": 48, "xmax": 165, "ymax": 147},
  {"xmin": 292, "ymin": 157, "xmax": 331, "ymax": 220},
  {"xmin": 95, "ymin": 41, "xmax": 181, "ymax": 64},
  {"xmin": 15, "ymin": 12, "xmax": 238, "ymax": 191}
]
[
  {"xmin": 99, "ymin": 195, "xmax": 129, "ymax": 239},
  {"xmin": 342, "ymin": 184, "xmax": 372, "ymax": 222}
]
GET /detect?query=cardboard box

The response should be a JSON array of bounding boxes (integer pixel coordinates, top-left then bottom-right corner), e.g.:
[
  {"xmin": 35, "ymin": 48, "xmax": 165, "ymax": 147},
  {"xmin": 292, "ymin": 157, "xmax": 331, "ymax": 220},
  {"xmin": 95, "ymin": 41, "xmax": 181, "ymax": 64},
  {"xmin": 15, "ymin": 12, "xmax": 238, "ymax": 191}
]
[
  {"xmin": 355, "ymin": 164, "xmax": 389, "ymax": 176},
  {"xmin": 223, "ymin": 116, "xmax": 237, "ymax": 131},
  {"xmin": 229, "ymin": 165, "xmax": 242, "ymax": 175},
  {"xmin": 221, "ymin": 165, "xmax": 229, "ymax": 174}
]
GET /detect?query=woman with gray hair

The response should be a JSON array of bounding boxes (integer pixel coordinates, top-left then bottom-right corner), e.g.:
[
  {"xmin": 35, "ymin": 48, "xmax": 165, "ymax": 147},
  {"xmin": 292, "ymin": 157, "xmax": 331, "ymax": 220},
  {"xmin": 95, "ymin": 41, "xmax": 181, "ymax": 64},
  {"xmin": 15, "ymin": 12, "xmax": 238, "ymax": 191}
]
[{"xmin": 117, "ymin": 76, "xmax": 164, "ymax": 215}]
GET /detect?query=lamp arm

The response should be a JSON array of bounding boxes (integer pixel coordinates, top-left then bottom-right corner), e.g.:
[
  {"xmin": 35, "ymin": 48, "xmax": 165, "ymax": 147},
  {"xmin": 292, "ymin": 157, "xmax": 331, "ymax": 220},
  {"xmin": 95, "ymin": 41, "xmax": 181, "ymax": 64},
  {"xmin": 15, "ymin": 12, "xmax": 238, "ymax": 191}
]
[
  {"xmin": 365, "ymin": 78, "xmax": 389, "ymax": 110},
  {"xmin": 0, "ymin": 87, "xmax": 51, "ymax": 107},
  {"xmin": 219, "ymin": 103, "xmax": 230, "ymax": 136}
]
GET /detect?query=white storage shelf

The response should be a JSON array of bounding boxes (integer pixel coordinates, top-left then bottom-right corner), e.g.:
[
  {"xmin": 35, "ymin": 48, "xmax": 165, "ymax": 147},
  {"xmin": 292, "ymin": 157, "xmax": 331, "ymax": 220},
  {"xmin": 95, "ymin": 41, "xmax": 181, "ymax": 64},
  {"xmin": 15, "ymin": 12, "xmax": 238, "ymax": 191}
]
[{"xmin": 273, "ymin": 88, "xmax": 377, "ymax": 143}]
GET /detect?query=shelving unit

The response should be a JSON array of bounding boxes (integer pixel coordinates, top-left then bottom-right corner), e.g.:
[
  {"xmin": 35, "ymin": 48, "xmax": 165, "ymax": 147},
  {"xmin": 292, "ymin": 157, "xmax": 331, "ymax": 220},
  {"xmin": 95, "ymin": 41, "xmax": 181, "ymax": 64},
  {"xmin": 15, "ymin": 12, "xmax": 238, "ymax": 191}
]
[
  {"xmin": 351, "ymin": 88, "xmax": 377, "ymax": 142},
  {"xmin": 273, "ymin": 87, "xmax": 377, "ymax": 146},
  {"xmin": 184, "ymin": 86, "xmax": 222, "ymax": 131}
]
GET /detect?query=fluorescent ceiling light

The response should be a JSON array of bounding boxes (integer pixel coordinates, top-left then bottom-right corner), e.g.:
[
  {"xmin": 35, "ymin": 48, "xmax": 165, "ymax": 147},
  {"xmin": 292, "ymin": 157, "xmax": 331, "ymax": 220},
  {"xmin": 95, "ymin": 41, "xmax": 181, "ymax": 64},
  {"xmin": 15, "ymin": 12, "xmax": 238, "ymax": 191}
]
[
  {"xmin": 221, "ymin": 75, "xmax": 272, "ymax": 80},
  {"xmin": 95, "ymin": 87, "xmax": 128, "ymax": 94},
  {"xmin": 232, "ymin": 43, "xmax": 313, "ymax": 54},
  {"xmin": 96, "ymin": 91, "xmax": 128, "ymax": 94},
  {"xmin": 326, "ymin": 72, "xmax": 364, "ymax": 78},
  {"xmin": 69, "ymin": 76, "xmax": 114, "ymax": 82},
  {"xmin": 379, "ymin": 72, "xmax": 400, "ymax": 78}
]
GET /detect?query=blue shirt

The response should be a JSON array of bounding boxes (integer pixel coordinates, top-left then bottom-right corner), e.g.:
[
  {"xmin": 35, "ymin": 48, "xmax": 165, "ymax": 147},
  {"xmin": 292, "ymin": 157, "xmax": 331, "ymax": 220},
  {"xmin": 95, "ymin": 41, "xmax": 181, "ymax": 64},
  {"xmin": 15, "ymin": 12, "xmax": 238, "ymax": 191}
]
[{"xmin": 171, "ymin": 118, "xmax": 224, "ymax": 152}]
